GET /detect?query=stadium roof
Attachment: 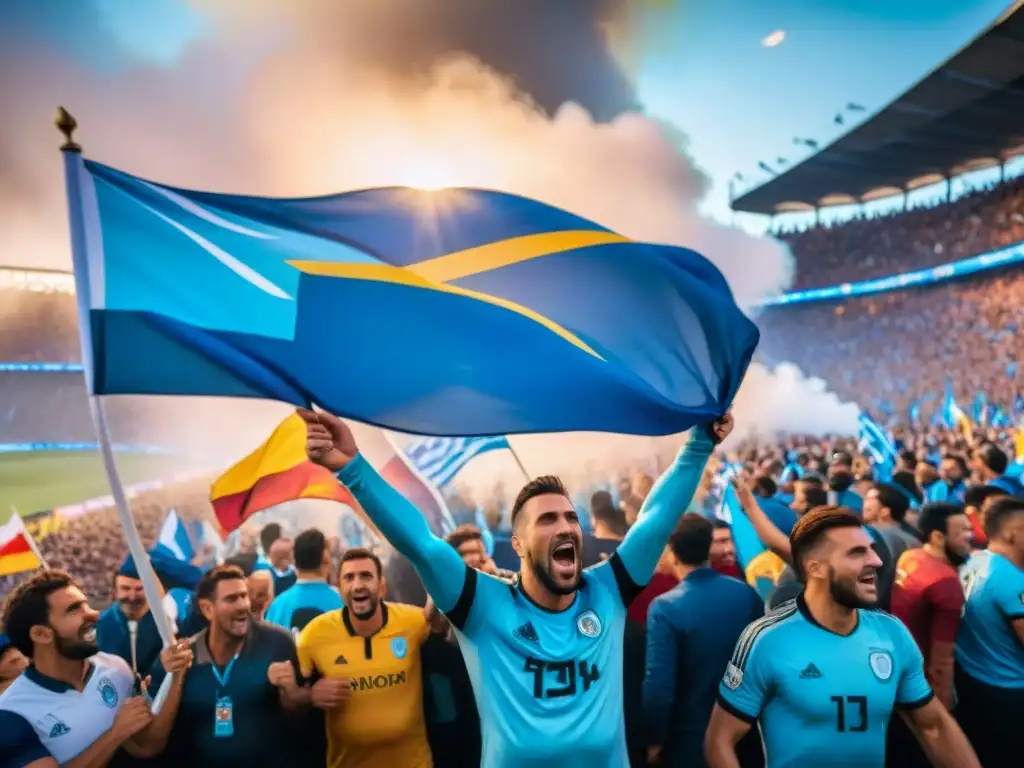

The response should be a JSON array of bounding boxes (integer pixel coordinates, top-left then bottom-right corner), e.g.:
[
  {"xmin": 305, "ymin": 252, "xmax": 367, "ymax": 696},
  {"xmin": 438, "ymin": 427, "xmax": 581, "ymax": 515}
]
[{"xmin": 732, "ymin": 2, "xmax": 1024, "ymax": 215}]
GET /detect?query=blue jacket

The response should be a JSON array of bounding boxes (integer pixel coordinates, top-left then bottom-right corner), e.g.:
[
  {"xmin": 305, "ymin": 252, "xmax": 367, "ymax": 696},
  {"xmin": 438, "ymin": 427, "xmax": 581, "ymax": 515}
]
[
  {"xmin": 643, "ymin": 568, "xmax": 764, "ymax": 767},
  {"xmin": 96, "ymin": 605, "xmax": 162, "ymax": 678}
]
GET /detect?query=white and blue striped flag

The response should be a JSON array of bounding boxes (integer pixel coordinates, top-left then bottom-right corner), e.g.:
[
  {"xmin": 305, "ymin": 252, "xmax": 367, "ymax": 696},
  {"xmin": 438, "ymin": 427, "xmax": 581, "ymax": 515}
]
[
  {"xmin": 405, "ymin": 435, "xmax": 511, "ymax": 489},
  {"xmin": 154, "ymin": 510, "xmax": 224, "ymax": 566},
  {"xmin": 857, "ymin": 413, "xmax": 897, "ymax": 482}
]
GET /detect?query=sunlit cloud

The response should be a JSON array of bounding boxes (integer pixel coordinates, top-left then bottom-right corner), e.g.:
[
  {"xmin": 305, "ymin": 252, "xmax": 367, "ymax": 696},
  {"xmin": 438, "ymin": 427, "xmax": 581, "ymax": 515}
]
[{"xmin": 762, "ymin": 30, "xmax": 786, "ymax": 48}]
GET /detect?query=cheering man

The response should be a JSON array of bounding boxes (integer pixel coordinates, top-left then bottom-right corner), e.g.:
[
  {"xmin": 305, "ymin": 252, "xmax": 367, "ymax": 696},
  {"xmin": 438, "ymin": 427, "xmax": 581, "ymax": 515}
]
[
  {"xmin": 301, "ymin": 407, "xmax": 732, "ymax": 767},
  {"xmin": 706, "ymin": 507, "xmax": 978, "ymax": 768}
]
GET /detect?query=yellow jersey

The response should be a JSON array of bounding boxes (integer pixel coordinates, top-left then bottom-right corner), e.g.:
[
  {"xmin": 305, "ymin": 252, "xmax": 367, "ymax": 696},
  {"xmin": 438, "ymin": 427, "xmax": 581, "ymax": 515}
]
[{"xmin": 298, "ymin": 602, "xmax": 432, "ymax": 768}]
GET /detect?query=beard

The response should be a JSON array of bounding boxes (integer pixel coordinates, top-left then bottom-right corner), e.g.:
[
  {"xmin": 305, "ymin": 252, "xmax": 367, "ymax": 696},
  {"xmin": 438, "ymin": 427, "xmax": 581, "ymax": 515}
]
[
  {"xmin": 349, "ymin": 594, "xmax": 379, "ymax": 621},
  {"xmin": 55, "ymin": 630, "xmax": 99, "ymax": 661},
  {"xmin": 945, "ymin": 544, "xmax": 970, "ymax": 568},
  {"xmin": 829, "ymin": 572, "xmax": 878, "ymax": 610},
  {"xmin": 529, "ymin": 553, "xmax": 581, "ymax": 596},
  {"xmin": 119, "ymin": 599, "xmax": 146, "ymax": 619}
]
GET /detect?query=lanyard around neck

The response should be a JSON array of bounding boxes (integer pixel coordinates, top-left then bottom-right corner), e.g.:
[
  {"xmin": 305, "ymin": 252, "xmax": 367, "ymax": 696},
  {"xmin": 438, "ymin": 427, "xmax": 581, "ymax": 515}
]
[{"xmin": 210, "ymin": 654, "xmax": 239, "ymax": 690}]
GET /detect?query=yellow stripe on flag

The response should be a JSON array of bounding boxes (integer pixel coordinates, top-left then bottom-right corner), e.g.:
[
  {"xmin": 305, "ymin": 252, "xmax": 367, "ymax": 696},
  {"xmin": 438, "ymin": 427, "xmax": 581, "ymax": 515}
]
[
  {"xmin": 211, "ymin": 413, "xmax": 309, "ymax": 500},
  {"xmin": 0, "ymin": 548, "xmax": 42, "ymax": 577}
]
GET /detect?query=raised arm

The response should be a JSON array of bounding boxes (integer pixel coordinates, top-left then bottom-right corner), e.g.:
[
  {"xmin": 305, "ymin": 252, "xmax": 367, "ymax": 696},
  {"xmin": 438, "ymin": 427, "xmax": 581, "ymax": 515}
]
[
  {"xmin": 300, "ymin": 409, "xmax": 467, "ymax": 612},
  {"xmin": 616, "ymin": 414, "xmax": 732, "ymax": 586}
]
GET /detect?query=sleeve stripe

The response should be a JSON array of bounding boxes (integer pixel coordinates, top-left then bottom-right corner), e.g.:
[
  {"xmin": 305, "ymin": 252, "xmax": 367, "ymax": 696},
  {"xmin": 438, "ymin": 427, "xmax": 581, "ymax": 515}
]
[
  {"xmin": 716, "ymin": 694, "xmax": 758, "ymax": 724},
  {"xmin": 731, "ymin": 600, "xmax": 798, "ymax": 672},
  {"xmin": 443, "ymin": 565, "xmax": 477, "ymax": 632},
  {"xmin": 609, "ymin": 552, "xmax": 644, "ymax": 607},
  {"xmin": 897, "ymin": 692, "xmax": 934, "ymax": 711}
]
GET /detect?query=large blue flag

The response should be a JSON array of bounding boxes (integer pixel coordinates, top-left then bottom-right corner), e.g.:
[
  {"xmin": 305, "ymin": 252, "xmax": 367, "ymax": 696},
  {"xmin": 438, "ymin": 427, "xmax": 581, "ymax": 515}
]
[
  {"xmin": 405, "ymin": 435, "xmax": 511, "ymax": 488},
  {"xmin": 63, "ymin": 153, "xmax": 758, "ymax": 436}
]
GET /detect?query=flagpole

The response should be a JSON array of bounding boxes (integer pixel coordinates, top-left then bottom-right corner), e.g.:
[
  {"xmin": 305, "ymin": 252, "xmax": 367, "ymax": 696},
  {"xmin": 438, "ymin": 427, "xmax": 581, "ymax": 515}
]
[
  {"xmin": 505, "ymin": 440, "xmax": 532, "ymax": 482},
  {"xmin": 57, "ymin": 109, "xmax": 175, "ymax": 714}
]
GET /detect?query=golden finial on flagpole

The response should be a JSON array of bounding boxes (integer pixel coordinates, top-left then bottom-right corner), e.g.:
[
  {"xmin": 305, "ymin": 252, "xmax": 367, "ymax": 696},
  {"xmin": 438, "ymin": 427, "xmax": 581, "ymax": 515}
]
[{"xmin": 55, "ymin": 107, "xmax": 81, "ymax": 152}]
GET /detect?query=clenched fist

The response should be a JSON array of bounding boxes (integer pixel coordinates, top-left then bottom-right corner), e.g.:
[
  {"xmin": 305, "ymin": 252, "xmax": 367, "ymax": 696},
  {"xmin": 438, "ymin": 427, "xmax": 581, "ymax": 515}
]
[
  {"xmin": 267, "ymin": 661, "xmax": 299, "ymax": 692},
  {"xmin": 311, "ymin": 677, "xmax": 352, "ymax": 709},
  {"xmin": 707, "ymin": 412, "xmax": 734, "ymax": 445},
  {"xmin": 297, "ymin": 408, "xmax": 358, "ymax": 472}
]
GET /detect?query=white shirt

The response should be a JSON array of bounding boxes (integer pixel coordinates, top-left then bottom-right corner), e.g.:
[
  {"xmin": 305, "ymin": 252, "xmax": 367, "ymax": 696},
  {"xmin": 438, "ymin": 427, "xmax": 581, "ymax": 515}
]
[{"xmin": 0, "ymin": 652, "xmax": 134, "ymax": 764}]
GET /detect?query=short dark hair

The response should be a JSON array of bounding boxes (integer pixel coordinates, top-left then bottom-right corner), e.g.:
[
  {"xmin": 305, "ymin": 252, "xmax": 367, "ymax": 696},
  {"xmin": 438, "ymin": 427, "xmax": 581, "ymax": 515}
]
[
  {"xmin": 511, "ymin": 475, "xmax": 570, "ymax": 527},
  {"xmin": 293, "ymin": 528, "xmax": 327, "ymax": 571},
  {"xmin": 445, "ymin": 524, "xmax": 484, "ymax": 551},
  {"xmin": 873, "ymin": 483, "xmax": 910, "ymax": 522},
  {"xmin": 963, "ymin": 484, "xmax": 1007, "ymax": 510},
  {"xmin": 590, "ymin": 490, "xmax": 627, "ymax": 538},
  {"xmin": 899, "ymin": 450, "xmax": 917, "ymax": 470},
  {"xmin": 983, "ymin": 496, "xmax": 1024, "ymax": 540},
  {"xmin": 260, "ymin": 523, "xmax": 283, "ymax": 553},
  {"xmin": 940, "ymin": 454, "xmax": 968, "ymax": 475},
  {"xmin": 196, "ymin": 564, "xmax": 247, "ymax": 602},
  {"xmin": 339, "ymin": 547, "xmax": 382, "ymax": 578},
  {"xmin": 752, "ymin": 475, "xmax": 777, "ymax": 498},
  {"xmin": 976, "ymin": 442, "xmax": 1009, "ymax": 475},
  {"xmin": 802, "ymin": 486, "xmax": 829, "ymax": 510},
  {"xmin": 891, "ymin": 471, "xmax": 923, "ymax": 503},
  {"xmin": 223, "ymin": 552, "xmax": 258, "ymax": 577},
  {"xmin": 830, "ymin": 451, "xmax": 853, "ymax": 468},
  {"xmin": 789, "ymin": 506, "xmax": 863, "ymax": 581},
  {"xmin": 710, "ymin": 518, "xmax": 732, "ymax": 532},
  {"xmin": 1, "ymin": 570, "xmax": 76, "ymax": 657},
  {"xmin": 917, "ymin": 502, "xmax": 964, "ymax": 541},
  {"xmin": 799, "ymin": 474, "xmax": 825, "ymax": 488},
  {"xmin": 668, "ymin": 514, "xmax": 713, "ymax": 566}
]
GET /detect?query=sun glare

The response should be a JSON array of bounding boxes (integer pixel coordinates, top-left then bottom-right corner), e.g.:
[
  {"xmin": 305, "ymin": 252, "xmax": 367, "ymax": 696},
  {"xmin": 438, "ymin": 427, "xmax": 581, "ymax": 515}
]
[{"xmin": 403, "ymin": 159, "xmax": 456, "ymax": 191}]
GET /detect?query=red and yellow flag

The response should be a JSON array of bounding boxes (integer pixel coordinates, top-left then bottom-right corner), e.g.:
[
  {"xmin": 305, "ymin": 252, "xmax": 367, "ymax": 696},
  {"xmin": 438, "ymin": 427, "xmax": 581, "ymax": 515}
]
[
  {"xmin": 0, "ymin": 514, "xmax": 43, "ymax": 576},
  {"xmin": 211, "ymin": 413, "xmax": 357, "ymax": 533}
]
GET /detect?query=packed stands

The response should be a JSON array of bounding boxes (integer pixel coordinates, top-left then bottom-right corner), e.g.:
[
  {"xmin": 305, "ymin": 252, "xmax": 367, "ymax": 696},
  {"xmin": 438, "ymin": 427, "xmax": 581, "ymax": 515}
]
[{"xmin": 778, "ymin": 175, "xmax": 1024, "ymax": 289}]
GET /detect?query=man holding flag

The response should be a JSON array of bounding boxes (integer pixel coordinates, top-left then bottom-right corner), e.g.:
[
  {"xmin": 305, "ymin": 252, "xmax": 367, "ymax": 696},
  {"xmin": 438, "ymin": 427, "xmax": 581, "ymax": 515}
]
[{"xmin": 300, "ymin": 406, "xmax": 732, "ymax": 767}]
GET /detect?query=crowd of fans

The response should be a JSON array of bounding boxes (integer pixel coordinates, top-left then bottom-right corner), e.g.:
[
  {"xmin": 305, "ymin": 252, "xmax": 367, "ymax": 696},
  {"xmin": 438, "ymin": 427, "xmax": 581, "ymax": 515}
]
[
  {"xmin": 778, "ymin": 174, "xmax": 1024, "ymax": 289},
  {"xmin": 757, "ymin": 267, "xmax": 1024, "ymax": 419}
]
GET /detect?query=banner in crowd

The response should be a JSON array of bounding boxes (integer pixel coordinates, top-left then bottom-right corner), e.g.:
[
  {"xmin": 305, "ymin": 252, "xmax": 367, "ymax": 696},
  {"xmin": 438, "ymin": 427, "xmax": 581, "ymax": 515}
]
[
  {"xmin": 63, "ymin": 154, "xmax": 758, "ymax": 437},
  {"xmin": 0, "ymin": 442, "xmax": 171, "ymax": 454},
  {"xmin": 0, "ymin": 515, "xmax": 43, "ymax": 576}
]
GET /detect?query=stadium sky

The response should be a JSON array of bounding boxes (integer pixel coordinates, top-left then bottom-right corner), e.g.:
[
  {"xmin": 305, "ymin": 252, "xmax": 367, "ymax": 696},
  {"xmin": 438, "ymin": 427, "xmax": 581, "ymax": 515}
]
[{"xmin": 0, "ymin": 0, "xmax": 1016, "ymax": 247}]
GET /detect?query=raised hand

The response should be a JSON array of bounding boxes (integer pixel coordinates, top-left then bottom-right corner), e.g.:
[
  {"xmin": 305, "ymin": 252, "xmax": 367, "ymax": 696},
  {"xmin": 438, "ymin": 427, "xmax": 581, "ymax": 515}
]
[
  {"xmin": 297, "ymin": 408, "xmax": 358, "ymax": 472},
  {"xmin": 311, "ymin": 677, "xmax": 352, "ymax": 709},
  {"xmin": 707, "ymin": 412, "xmax": 734, "ymax": 444},
  {"xmin": 160, "ymin": 639, "xmax": 193, "ymax": 677}
]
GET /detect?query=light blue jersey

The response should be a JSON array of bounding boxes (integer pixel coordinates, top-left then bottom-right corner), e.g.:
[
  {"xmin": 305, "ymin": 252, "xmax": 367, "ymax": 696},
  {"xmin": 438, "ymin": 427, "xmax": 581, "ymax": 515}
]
[
  {"xmin": 264, "ymin": 579, "xmax": 342, "ymax": 634},
  {"xmin": 339, "ymin": 430, "xmax": 714, "ymax": 767},
  {"xmin": 956, "ymin": 550, "xmax": 1024, "ymax": 688},
  {"xmin": 719, "ymin": 597, "xmax": 933, "ymax": 768}
]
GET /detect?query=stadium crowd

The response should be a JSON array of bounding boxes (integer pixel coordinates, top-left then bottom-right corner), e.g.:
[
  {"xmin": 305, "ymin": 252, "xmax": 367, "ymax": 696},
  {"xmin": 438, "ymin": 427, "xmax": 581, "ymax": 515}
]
[
  {"xmin": 758, "ymin": 268, "xmax": 1024, "ymax": 419},
  {"xmin": 778, "ymin": 174, "xmax": 1024, "ymax": 289}
]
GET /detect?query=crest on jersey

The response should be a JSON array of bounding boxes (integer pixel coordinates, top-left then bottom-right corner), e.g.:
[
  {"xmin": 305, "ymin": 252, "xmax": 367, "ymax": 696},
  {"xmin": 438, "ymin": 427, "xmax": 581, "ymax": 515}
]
[
  {"xmin": 723, "ymin": 662, "xmax": 744, "ymax": 691},
  {"xmin": 97, "ymin": 677, "xmax": 119, "ymax": 708},
  {"xmin": 391, "ymin": 637, "xmax": 408, "ymax": 659},
  {"xmin": 868, "ymin": 650, "xmax": 893, "ymax": 682},
  {"xmin": 576, "ymin": 610, "xmax": 601, "ymax": 638}
]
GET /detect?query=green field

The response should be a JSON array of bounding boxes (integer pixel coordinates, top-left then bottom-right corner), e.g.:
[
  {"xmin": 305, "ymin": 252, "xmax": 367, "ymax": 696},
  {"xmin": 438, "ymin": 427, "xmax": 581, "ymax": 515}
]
[{"xmin": 0, "ymin": 452, "xmax": 186, "ymax": 523}]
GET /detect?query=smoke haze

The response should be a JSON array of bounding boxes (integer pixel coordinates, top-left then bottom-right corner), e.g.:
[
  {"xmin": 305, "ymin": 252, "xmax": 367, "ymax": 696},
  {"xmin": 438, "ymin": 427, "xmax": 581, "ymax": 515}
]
[{"xmin": 0, "ymin": 1, "xmax": 858, "ymax": 489}]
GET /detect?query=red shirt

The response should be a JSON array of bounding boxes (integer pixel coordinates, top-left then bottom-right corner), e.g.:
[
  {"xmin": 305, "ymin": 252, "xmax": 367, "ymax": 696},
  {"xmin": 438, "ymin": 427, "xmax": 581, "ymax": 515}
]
[
  {"xmin": 712, "ymin": 561, "xmax": 744, "ymax": 580},
  {"xmin": 890, "ymin": 548, "xmax": 963, "ymax": 665},
  {"xmin": 627, "ymin": 571, "xmax": 679, "ymax": 624}
]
